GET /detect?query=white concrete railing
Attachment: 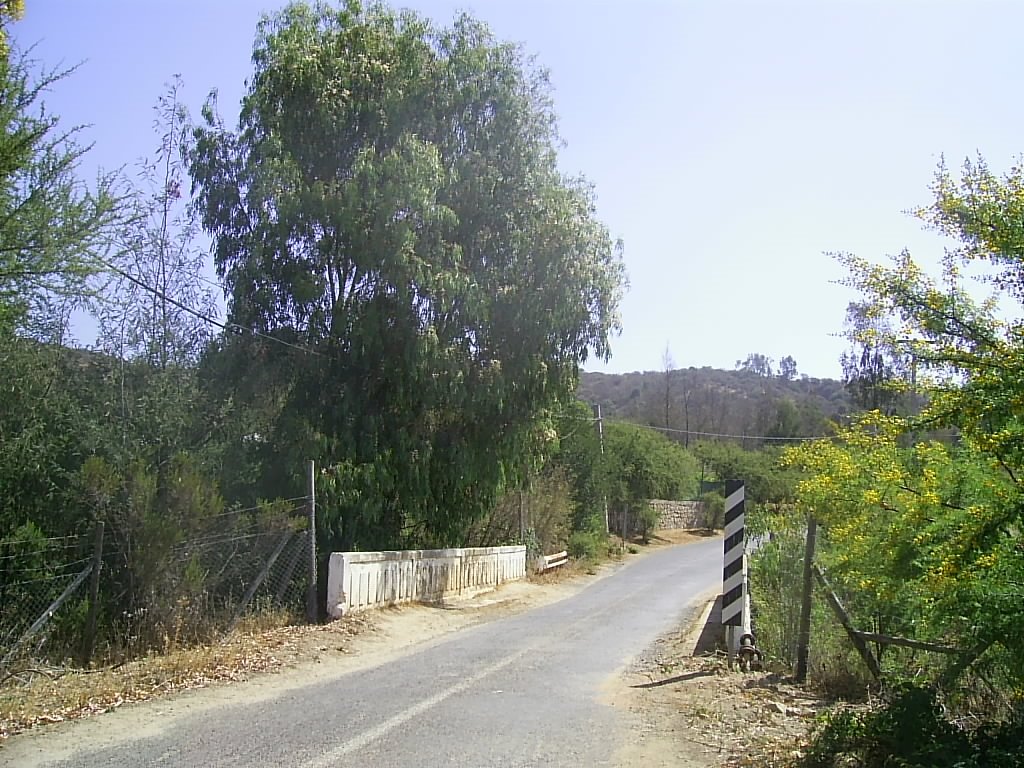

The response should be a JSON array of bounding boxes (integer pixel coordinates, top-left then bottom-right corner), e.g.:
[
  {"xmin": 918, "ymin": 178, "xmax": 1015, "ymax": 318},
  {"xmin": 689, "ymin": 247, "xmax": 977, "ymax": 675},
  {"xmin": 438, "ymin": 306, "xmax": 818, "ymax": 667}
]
[{"xmin": 327, "ymin": 545, "xmax": 526, "ymax": 618}]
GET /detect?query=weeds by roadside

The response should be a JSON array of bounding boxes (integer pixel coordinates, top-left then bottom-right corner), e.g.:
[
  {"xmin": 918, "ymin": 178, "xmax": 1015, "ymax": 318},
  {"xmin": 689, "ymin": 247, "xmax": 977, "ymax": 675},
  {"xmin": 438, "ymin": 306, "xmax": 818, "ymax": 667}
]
[{"xmin": 796, "ymin": 685, "xmax": 1024, "ymax": 768}]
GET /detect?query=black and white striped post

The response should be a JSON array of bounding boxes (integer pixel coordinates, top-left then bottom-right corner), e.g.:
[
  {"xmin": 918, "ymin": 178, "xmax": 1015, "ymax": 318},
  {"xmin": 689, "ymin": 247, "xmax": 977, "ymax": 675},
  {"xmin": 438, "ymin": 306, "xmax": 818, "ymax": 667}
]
[
  {"xmin": 722, "ymin": 480, "xmax": 759, "ymax": 668},
  {"xmin": 721, "ymin": 480, "xmax": 745, "ymax": 630}
]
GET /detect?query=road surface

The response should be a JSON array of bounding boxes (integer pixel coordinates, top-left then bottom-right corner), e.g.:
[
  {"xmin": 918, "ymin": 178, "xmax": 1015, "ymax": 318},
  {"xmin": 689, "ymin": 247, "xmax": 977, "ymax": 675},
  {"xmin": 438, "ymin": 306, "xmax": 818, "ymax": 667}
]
[{"xmin": 5, "ymin": 537, "xmax": 722, "ymax": 768}]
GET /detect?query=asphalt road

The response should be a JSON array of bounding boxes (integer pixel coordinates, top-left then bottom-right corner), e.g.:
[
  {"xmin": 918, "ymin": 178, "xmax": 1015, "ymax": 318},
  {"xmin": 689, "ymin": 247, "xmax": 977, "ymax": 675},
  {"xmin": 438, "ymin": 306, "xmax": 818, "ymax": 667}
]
[{"xmin": 5, "ymin": 538, "xmax": 722, "ymax": 768}]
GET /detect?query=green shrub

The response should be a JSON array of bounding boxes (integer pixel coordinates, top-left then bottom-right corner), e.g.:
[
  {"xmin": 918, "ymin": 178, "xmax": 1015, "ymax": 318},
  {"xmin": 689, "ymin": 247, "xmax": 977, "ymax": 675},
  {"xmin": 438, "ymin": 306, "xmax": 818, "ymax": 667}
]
[
  {"xmin": 799, "ymin": 685, "xmax": 1024, "ymax": 768},
  {"xmin": 699, "ymin": 491, "xmax": 725, "ymax": 530},
  {"xmin": 634, "ymin": 502, "xmax": 660, "ymax": 543},
  {"xmin": 568, "ymin": 530, "xmax": 605, "ymax": 561}
]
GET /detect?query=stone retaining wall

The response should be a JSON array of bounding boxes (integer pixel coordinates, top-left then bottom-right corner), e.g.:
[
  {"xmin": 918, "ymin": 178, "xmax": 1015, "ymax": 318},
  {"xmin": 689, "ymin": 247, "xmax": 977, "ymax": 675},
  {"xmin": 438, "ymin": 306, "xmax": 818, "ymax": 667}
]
[{"xmin": 649, "ymin": 499, "xmax": 706, "ymax": 530}]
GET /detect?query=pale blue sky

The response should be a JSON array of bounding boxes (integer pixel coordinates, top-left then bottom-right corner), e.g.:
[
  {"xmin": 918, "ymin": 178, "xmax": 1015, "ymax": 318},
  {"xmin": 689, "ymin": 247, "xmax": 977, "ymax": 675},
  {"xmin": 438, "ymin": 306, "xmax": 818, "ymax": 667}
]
[{"xmin": 14, "ymin": 1, "xmax": 1024, "ymax": 378}]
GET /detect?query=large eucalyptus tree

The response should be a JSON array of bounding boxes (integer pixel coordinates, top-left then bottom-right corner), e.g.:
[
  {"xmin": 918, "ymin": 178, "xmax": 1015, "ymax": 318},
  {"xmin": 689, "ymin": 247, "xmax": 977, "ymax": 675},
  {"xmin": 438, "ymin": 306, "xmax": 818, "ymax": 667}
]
[{"xmin": 189, "ymin": 1, "xmax": 625, "ymax": 549}]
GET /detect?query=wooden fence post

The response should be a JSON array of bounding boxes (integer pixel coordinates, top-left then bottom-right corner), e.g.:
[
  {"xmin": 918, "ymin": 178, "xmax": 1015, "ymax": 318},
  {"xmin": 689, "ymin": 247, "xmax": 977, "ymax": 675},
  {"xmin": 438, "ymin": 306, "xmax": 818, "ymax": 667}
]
[
  {"xmin": 813, "ymin": 564, "xmax": 882, "ymax": 683},
  {"xmin": 795, "ymin": 515, "xmax": 817, "ymax": 683},
  {"xmin": 81, "ymin": 520, "xmax": 105, "ymax": 666}
]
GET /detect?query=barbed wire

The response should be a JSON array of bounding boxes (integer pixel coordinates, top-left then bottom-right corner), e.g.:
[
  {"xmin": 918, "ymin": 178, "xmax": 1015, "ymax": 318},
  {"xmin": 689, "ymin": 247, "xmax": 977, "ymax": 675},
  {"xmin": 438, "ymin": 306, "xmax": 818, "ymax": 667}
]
[
  {"xmin": 3, "ymin": 568, "xmax": 92, "ymax": 589},
  {"xmin": 0, "ymin": 534, "xmax": 81, "ymax": 549},
  {"xmin": 0, "ymin": 548, "xmax": 78, "ymax": 562},
  {"xmin": 199, "ymin": 497, "xmax": 311, "ymax": 520},
  {"xmin": 3, "ymin": 556, "xmax": 92, "ymax": 577}
]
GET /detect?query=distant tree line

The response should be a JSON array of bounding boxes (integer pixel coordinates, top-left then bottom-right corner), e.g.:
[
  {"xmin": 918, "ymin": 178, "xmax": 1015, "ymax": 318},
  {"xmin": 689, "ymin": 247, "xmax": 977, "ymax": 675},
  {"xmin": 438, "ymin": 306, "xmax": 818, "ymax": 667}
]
[{"xmin": 578, "ymin": 357, "xmax": 852, "ymax": 448}]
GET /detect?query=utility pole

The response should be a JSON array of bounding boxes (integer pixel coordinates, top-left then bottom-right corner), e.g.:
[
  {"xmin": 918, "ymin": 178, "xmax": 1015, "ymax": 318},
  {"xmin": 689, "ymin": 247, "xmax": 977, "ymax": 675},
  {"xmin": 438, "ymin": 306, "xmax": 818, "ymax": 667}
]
[{"xmin": 594, "ymin": 403, "xmax": 608, "ymax": 534}]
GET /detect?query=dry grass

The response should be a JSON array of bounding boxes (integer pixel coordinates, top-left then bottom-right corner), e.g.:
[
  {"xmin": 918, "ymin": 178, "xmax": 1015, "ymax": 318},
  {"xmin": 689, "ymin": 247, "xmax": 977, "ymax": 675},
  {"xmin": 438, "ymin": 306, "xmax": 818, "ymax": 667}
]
[
  {"xmin": 617, "ymin": 648, "xmax": 829, "ymax": 767},
  {"xmin": 0, "ymin": 613, "xmax": 375, "ymax": 743},
  {"xmin": 529, "ymin": 561, "xmax": 592, "ymax": 583}
]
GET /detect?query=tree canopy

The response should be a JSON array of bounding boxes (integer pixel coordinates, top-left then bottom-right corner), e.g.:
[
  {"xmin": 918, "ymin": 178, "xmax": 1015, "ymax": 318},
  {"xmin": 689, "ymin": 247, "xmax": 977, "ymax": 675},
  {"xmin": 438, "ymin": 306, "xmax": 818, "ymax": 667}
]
[
  {"xmin": 0, "ymin": 50, "xmax": 119, "ymax": 340},
  {"xmin": 188, "ymin": 1, "xmax": 625, "ymax": 550}
]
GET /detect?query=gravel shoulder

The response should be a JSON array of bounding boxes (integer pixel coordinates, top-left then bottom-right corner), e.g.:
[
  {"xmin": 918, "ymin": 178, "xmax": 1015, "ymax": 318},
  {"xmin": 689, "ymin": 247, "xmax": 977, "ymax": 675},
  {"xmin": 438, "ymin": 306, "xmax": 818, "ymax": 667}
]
[{"xmin": 608, "ymin": 607, "xmax": 830, "ymax": 768}]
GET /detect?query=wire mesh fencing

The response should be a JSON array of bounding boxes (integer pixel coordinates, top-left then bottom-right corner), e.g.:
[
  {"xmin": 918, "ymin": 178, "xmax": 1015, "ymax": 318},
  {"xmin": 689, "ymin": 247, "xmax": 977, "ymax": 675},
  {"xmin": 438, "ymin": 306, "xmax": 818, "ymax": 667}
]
[
  {"xmin": 0, "ymin": 534, "xmax": 94, "ymax": 670},
  {"xmin": 1, "ymin": 502, "xmax": 314, "ymax": 677}
]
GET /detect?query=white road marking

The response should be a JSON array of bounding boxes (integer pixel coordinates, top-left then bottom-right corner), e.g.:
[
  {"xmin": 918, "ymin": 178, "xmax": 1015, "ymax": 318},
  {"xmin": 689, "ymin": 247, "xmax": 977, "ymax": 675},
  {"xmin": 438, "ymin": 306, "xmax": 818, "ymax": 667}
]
[{"xmin": 304, "ymin": 646, "xmax": 532, "ymax": 766}]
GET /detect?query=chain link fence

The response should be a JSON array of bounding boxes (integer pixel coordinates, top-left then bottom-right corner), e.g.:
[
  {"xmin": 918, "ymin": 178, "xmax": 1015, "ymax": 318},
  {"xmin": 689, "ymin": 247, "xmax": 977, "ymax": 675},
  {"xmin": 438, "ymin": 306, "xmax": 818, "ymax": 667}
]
[
  {"xmin": 0, "ymin": 534, "xmax": 93, "ymax": 670},
  {"xmin": 1, "ymin": 502, "xmax": 313, "ymax": 678}
]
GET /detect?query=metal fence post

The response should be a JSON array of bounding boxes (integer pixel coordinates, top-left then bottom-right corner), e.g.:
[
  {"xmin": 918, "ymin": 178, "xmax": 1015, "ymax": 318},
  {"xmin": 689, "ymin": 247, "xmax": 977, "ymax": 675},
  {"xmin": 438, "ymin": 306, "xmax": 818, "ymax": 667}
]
[{"xmin": 306, "ymin": 459, "xmax": 318, "ymax": 623}]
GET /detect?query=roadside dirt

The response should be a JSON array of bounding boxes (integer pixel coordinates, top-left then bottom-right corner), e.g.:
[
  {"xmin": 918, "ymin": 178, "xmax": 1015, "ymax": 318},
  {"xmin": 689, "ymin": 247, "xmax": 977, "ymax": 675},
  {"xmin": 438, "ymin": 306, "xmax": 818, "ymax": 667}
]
[{"xmin": 609, "ymin": 607, "xmax": 830, "ymax": 768}]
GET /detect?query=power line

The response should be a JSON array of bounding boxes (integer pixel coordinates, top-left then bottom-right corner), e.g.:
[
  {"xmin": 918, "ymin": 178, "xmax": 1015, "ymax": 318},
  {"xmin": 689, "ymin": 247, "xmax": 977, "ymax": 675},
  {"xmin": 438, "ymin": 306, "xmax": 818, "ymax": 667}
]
[
  {"xmin": 103, "ymin": 260, "xmax": 838, "ymax": 445},
  {"xmin": 636, "ymin": 423, "xmax": 832, "ymax": 443},
  {"xmin": 0, "ymin": 534, "xmax": 80, "ymax": 547},
  {"xmin": 558, "ymin": 411, "xmax": 835, "ymax": 443},
  {"xmin": 102, "ymin": 259, "xmax": 323, "ymax": 357}
]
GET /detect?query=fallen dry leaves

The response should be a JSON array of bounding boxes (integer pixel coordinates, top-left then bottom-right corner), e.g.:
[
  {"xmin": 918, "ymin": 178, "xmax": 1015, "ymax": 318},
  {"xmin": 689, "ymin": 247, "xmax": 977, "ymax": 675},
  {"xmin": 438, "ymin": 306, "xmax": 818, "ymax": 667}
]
[{"xmin": 0, "ymin": 614, "xmax": 375, "ymax": 743}]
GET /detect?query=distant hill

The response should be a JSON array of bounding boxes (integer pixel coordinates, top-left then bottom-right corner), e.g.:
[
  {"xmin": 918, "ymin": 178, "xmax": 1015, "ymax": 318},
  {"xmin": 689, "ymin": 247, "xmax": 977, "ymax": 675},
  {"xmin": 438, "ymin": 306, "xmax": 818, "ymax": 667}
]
[{"xmin": 577, "ymin": 367, "xmax": 852, "ymax": 446}]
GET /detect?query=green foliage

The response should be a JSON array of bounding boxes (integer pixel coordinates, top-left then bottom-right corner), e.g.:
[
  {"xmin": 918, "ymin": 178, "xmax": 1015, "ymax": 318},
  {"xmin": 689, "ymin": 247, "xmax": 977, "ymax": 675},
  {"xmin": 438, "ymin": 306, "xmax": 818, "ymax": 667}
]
[
  {"xmin": 0, "ymin": 42, "xmax": 123, "ymax": 539},
  {"xmin": 187, "ymin": 1, "xmax": 625, "ymax": 551},
  {"xmin": 786, "ymin": 159, "xmax": 1024, "ymax": 682},
  {"xmin": 568, "ymin": 530, "xmax": 605, "ymax": 562},
  {"xmin": 694, "ymin": 441, "xmax": 796, "ymax": 509},
  {"xmin": 633, "ymin": 502, "xmax": 659, "ymax": 543},
  {"xmin": 603, "ymin": 421, "xmax": 699, "ymax": 537},
  {"xmin": 799, "ymin": 686, "xmax": 1024, "ymax": 768},
  {"xmin": 699, "ymin": 491, "xmax": 724, "ymax": 530},
  {"xmin": 761, "ymin": 158, "xmax": 1024, "ymax": 768},
  {"xmin": 551, "ymin": 399, "xmax": 608, "ymax": 533},
  {"xmin": 0, "ymin": 49, "xmax": 120, "ymax": 340},
  {"xmin": 784, "ymin": 417, "xmax": 1009, "ymax": 657},
  {"xmin": 605, "ymin": 422, "xmax": 699, "ymax": 503},
  {"xmin": 750, "ymin": 522, "xmax": 874, "ymax": 697}
]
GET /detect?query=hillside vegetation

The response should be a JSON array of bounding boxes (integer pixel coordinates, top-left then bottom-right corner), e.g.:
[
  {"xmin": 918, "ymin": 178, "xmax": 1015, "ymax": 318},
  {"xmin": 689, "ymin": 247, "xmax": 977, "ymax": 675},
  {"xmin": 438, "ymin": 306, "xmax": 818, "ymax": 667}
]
[{"xmin": 579, "ymin": 364, "xmax": 851, "ymax": 444}]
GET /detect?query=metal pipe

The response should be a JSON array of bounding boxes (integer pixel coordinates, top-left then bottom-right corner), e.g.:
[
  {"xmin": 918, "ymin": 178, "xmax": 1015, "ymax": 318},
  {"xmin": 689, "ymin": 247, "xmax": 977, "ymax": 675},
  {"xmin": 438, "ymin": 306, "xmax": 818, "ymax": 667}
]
[{"xmin": 736, "ymin": 554, "xmax": 762, "ymax": 671}]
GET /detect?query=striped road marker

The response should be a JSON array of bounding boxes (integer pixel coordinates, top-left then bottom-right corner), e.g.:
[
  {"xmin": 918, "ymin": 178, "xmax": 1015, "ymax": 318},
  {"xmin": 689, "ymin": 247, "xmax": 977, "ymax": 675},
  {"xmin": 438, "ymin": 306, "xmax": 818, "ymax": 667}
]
[{"xmin": 721, "ymin": 480, "xmax": 745, "ymax": 627}]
